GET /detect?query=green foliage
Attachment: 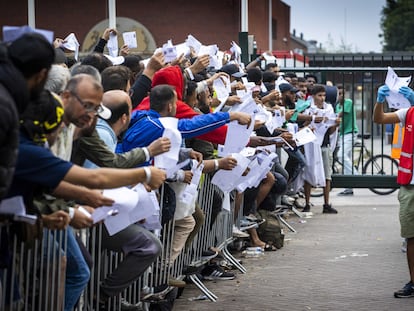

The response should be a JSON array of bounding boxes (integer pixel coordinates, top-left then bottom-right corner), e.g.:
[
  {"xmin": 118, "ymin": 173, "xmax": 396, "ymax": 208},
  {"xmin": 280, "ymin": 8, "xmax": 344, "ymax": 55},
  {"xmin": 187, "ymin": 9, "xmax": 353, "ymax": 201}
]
[{"xmin": 381, "ymin": 0, "xmax": 414, "ymax": 51}]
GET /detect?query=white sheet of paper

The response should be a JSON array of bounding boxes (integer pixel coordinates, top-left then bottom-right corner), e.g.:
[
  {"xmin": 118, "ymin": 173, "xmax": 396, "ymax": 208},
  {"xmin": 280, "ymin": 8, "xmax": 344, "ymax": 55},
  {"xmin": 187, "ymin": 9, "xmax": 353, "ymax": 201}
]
[
  {"xmin": 122, "ymin": 31, "xmax": 137, "ymax": 48},
  {"xmin": 266, "ymin": 107, "xmax": 285, "ymax": 133},
  {"xmin": 385, "ymin": 66, "xmax": 412, "ymax": 109},
  {"xmin": 2, "ymin": 25, "xmax": 54, "ymax": 44},
  {"xmin": 175, "ymin": 42, "xmax": 190, "ymax": 57},
  {"xmin": 213, "ymin": 78, "xmax": 230, "ymax": 109},
  {"xmin": 141, "ymin": 191, "xmax": 161, "ymax": 231},
  {"xmin": 92, "ymin": 206, "xmax": 118, "ymax": 224},
  {"xmin": 254, "ymin": 152, "xmax": 278, "ymax": 187},
  {"xmin": 166, "ymin": 158, "xmax": 191, "ymax": 179},
  {"xmin": 178, "ymin": 160, "xmax": 203, "ymax": 205},
  {"xmin": 275, "ymin": 76, "xmax": 289, "ymax": 91},
  {"xmin": 187, "ymin": 34, "xmax": 202, "ymax": 54},
  {"xmin": 92, "ymin": 187, "xmax": 139, "ymax": 224},
  {"xmin": 102, "ymin": 187, "xmax": 148, "ymax": 236},
  {"xmin": 162, "ymin": 40, "xmax": 177, "ymax": 63},
  {"xmin": 62, "ymin": 33, "xmax": 80, "ymax": 60},
  {"xmin": 211, "ymin": 153, "xmax": 250, "ymax": 192},
  {"xmin": 240, "ymin": 147, "xmax": 256, "ymax": 157},
  {"xmin": 263, "ymin": 52, "xmax": 277, "ymax": 63},
  {"xmin": 293, "ymin": 127, "xmax": 317, "ymax": 146},
  {"xmin": 107, "ymin": 32, "xmax": 119, "ymax": 57},
  {"xmin": 230, "ymin": 41, "xmax": 242, "ymax": 63},
  {"xmin": 129, "ymin": 184, "xmax": 159, "ymax": 224},
  {"xmin": 217, "ymin": 118, "xmax": 255, "ymax": 157},
  {"xmin": 0, "ymin": 196, "xmax": 25, "ymax": 215},
  {"xmin": 236, "ymin": 158, "xmax": 260, "ymax": 192},
  {"xmin": 155, "ymin": 117, "xmax": 181, "ymax": 170},
  {"xmin": 0, "ymin": 196, "xmax": 38, "ymax": 224},
  {"xmin": 222, "ymin": 192, "xmax": 231, "ymax": 212}
]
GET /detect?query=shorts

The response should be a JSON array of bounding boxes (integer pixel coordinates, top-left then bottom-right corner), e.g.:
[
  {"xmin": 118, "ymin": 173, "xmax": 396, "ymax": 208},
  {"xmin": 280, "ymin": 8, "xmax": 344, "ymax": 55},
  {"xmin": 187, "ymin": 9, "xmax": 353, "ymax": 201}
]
[
  {"xmin": 321, "ymin": 146, "xmax": 333, "ymax": 181},
  {"xmin": 398, "ymin": 185, "xmax": 414, "ymax": 238}
]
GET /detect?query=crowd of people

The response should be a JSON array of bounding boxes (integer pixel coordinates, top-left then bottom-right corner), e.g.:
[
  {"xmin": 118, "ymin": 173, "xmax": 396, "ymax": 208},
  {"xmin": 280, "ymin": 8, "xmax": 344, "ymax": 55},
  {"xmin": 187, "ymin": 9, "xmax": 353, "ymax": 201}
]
[{"xmin": 1, "ymin": 25, "xmax": 413, "ymax": 311}]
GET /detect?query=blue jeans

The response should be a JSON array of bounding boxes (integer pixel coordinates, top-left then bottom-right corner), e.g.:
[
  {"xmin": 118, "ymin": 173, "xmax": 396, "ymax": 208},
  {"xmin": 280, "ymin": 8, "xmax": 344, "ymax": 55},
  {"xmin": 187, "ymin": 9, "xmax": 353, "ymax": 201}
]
[{"xmin": 59, "ymin": 227, "xmax": 90, "ymax": 311}]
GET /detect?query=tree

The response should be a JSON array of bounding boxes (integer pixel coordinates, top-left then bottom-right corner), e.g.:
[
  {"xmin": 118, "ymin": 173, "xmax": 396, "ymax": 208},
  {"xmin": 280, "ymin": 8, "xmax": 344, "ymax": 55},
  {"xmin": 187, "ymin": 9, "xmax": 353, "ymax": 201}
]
[{"xmin": 381, "ymin": 0, "xmax": 414, "ymax": 51}]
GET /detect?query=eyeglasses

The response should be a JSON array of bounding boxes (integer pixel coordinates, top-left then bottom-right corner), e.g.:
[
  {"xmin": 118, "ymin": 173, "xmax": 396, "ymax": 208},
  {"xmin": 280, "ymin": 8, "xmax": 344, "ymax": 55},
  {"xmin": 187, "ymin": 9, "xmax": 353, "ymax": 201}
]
[{"xmin": 70, "ymin": 91, "xmax": 103, "ymax": 115}]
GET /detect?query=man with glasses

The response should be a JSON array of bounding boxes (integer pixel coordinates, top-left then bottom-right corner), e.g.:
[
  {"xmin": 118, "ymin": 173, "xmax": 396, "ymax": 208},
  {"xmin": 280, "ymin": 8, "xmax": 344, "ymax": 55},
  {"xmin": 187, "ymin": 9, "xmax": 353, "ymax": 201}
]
[{"xmin": 51, "ymin": 73, "xmax": 110, "ymax": 160}]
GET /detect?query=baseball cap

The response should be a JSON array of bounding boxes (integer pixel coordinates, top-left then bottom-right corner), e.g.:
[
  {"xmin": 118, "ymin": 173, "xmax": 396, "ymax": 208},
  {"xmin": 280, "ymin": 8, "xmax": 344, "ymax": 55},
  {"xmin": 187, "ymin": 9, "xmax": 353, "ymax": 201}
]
[
  {"xmin": 219, "ymin": 64, "xmax": 246, "ymax": 78},
  {"xmin": 8, "ymin": 33, "xmax": 55, "ymax": 78},
  {"xmin": 279, "ymin": 83, "xmax": 298, "ymax": 93},
  {"xmin": 98, "ymin": 104, "xmax": 112, "ymax": 120}
]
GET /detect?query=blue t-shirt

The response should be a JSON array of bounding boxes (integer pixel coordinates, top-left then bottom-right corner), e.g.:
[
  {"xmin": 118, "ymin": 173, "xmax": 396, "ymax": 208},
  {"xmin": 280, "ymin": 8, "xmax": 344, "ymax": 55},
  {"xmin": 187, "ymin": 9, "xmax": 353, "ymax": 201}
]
[{"xmin": 6, "ymin": 133, "xmax": 73, "ymax": 204}]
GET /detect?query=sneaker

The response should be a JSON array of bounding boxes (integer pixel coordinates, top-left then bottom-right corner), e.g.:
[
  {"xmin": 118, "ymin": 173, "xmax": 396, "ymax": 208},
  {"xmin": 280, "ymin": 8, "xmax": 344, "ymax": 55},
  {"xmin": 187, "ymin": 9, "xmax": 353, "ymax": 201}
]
[
  {"xmin": 302, "ymin": 204, "xmax": 311, "ymax": 212},
  {"xmin": 394, "ymin": 282, "xmax": 414, "ymax": 298},
  {"xmin": 232, "ymin": 225, "xmax": 250, "ymax": 238},
  {"xmin": 201, "ymin": 264, "xmax": 236, "ymax": 280},
  {"xmin": 338, "ymin": 189, "xmax": 354, "ymax": 196},
  {"xmin": 323, "ymin": 204, "xmax": 338, "ymax": 214}
]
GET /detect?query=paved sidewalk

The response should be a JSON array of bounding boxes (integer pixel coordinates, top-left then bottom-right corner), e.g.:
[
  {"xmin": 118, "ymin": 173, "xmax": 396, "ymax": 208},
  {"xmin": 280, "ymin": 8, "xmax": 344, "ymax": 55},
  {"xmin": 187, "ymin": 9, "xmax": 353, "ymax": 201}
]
[{"xmin": 173, "ymin": 188, "xmax": 414, "ymax": 311}]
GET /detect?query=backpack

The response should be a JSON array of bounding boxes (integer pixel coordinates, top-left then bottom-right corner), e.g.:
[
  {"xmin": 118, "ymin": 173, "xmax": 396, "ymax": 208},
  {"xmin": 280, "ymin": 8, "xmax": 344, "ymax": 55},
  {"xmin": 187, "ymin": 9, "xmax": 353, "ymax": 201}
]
[{"xmin": 255, "ymin": 209, "xmax": 284, "ymax": 249}]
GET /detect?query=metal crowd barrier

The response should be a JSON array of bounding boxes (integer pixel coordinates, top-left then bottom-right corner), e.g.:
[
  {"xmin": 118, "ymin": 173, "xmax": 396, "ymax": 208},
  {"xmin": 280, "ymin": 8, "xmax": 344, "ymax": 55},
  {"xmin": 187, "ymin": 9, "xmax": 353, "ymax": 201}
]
[{"xmin": 0, "ymin": 171, "xmax": 248, "ymax": 310}]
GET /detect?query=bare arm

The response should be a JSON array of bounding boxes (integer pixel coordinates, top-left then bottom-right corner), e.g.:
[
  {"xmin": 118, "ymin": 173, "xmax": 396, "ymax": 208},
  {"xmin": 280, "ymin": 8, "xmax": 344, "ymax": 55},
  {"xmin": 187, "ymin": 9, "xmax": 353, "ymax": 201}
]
[
  {"xmin": 63, "ymin": 165, "xmax": 166, "ymax": 190},
  {"xmin": 373, "ymin": 102, "xmax": 399, "ymax": 124},
  {"xmin": 52, "ymin": 181, "xmax": 115, "ymax": 208}
]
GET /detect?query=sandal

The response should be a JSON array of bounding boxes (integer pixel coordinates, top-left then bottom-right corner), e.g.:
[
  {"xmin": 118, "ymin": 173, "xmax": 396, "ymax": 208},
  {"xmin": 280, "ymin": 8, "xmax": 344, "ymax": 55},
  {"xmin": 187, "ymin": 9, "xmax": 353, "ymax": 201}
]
[{"xmin": 263, "ymin": 244, "xmax": 277, "ymax": 252}]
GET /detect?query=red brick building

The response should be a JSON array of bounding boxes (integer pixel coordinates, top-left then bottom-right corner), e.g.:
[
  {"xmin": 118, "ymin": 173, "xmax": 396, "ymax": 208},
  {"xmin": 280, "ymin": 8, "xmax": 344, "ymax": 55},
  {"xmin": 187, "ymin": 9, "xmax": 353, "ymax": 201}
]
[{"xmin": 0, "ymin": 0, "xmax": 307, "ymax": 57}]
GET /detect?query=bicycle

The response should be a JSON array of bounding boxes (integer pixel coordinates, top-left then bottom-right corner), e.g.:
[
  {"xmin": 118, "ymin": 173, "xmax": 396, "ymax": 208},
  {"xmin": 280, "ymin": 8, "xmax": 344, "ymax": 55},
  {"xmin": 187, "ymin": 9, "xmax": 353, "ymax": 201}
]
[{"xmin": 311, "ymin": 133, "xmax": 399, "ymax": 196}]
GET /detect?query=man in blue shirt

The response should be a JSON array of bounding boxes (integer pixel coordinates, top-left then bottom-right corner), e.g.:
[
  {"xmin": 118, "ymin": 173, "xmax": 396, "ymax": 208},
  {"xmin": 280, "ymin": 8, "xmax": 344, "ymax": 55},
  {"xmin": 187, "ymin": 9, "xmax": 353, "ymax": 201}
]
[{"xmin": 117, "ymin": 84, "xmax": 251, "ymax": 152}]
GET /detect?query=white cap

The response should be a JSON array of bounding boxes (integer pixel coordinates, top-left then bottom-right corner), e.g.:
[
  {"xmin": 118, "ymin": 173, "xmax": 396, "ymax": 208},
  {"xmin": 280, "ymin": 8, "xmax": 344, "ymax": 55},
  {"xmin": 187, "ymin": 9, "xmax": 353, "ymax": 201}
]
[{"xmin": 98, "ymin": 104, "xmax": 112, "ymax": 120}]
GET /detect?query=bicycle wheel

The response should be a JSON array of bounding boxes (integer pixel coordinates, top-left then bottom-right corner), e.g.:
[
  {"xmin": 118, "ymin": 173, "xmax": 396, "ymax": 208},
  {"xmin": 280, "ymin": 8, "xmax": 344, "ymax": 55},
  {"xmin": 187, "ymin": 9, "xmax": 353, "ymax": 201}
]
[{"xmin": 362, "ymin": 154, "xmax": 399, "ymax": 195}]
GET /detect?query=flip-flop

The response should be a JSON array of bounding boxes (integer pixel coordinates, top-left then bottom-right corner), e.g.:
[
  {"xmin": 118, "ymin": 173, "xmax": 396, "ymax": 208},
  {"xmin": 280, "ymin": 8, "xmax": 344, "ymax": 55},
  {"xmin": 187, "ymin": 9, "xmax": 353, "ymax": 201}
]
[{"xmin": 263, "ymin": 244, "xmax": 277, "ymax": 252}]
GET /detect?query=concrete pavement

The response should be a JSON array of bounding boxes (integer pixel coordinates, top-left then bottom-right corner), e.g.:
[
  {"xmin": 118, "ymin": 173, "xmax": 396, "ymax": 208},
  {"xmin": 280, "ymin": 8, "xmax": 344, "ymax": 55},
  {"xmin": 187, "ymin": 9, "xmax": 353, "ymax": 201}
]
[{"xmin": 173, "ymin": 188, "xmax": 414, "ymax": 311}]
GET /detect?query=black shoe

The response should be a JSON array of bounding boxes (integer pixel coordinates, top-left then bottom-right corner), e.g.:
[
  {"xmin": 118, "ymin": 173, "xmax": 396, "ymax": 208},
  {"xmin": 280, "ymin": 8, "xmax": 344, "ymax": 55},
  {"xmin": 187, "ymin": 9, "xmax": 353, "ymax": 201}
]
[
  {"xmin": 323, "ymin": 204, "xmax": 338, "ymax": 214},
  {"xmin": 394, "ymin": 281, "xmax": 414, "ymax": 298},
  {"xmin": 201, "ymin": 264, "xmax": 236, "ymax": 280},
  {"xmin": 302, "ymin": 204, "xmax": 311, "ymax": 212}
]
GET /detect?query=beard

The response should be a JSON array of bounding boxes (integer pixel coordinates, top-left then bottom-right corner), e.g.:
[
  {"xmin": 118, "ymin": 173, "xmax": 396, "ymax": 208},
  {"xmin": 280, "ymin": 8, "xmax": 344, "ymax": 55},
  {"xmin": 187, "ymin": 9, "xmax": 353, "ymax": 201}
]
[{"xmin": 30, "ymin": 78, "xmax": 47, "ymax": 100}]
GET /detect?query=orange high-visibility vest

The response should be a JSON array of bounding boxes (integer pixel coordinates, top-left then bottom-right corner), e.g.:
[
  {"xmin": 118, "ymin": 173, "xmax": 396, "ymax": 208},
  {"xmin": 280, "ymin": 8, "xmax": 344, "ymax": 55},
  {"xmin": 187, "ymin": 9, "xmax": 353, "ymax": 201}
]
[
  {"xmin": 391, "ymin": 123, "xmax": 405, "ymax": 159},
  {"xmin": 397, "ymin": 108, "xmax": 414, "ymax": 185}
]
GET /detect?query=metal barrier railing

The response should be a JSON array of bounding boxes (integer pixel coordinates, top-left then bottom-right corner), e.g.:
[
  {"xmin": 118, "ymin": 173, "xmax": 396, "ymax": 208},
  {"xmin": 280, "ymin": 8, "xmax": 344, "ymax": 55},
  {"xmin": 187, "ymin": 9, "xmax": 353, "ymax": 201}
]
[{"xmin": 0, "ymin": 171, "xmax": 246, "ymax": 310}]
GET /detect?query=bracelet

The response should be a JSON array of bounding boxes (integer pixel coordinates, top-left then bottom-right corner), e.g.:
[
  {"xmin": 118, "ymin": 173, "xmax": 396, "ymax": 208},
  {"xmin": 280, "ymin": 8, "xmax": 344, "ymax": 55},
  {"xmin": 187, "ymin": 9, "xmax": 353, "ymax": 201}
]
[
  {"xmin": 214, "ymin": 159, "xmax": 219, "ymax": 170},
  {"xmin": 68, "ymin": 207, "xmax": 75, "ymax": 219},
  {"xmin": 143, "ymin": 147, "xmax": 150, "ymax": 161},
  {"xmin": 143, "ymin": 166, "xmax": 151, "ymax": 184},
  {"xmin": 312, "ymin": 115, "xmax": 315, "ymax": 122}
]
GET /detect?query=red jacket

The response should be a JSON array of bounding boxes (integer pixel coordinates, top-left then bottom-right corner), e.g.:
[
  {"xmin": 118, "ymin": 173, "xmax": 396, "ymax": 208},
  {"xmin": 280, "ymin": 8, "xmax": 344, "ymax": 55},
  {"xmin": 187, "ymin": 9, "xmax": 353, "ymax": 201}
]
[
  {"xmin": 134, "ymin": 66, "xmax": 228, "ymax": 145},
  {"xmin": 397, "ymin": 107, "xmax": 414, "ymax": 185}
]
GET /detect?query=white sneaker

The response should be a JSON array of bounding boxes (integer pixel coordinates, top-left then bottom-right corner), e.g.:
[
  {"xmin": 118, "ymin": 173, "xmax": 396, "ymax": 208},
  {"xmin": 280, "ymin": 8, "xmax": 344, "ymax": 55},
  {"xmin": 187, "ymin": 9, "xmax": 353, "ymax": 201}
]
[{"xmin": 232, "ymin": 225, "xmax": 250, "ymax": 238}]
